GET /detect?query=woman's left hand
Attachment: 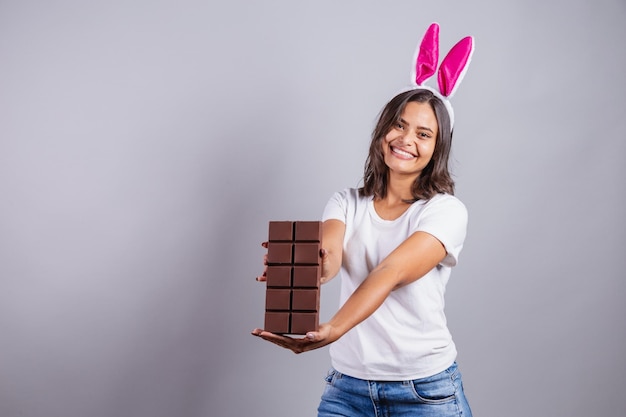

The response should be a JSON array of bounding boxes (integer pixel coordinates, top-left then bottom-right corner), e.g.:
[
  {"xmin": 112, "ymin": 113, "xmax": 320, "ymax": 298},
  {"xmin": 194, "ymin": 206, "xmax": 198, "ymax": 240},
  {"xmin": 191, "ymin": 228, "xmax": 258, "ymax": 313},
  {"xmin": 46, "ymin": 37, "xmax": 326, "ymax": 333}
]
[{"xmin": 251, "ymin": 323, "xmax": 334, "ymax": 354}]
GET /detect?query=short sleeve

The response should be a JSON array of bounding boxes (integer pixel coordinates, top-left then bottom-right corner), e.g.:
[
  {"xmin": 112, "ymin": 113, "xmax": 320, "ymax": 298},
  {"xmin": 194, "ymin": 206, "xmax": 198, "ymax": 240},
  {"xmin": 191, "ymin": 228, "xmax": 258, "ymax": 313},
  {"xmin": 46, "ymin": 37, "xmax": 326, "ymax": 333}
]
[
  {"xmin": 414, "ymin": 195, "xmax": 468, "ymax": 267},
  {"xmin": 322, "ymin": 189, "xmax": 349, "ymax": 223}
]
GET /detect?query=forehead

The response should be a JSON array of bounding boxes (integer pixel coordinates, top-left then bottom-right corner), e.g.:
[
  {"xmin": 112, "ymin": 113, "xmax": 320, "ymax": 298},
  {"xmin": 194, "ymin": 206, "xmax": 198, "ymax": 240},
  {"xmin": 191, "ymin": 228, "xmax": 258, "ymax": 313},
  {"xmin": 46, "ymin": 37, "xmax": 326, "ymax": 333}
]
[{"xmin": 400, "ymin": 101, "xmax": 438, "ymax": 130}]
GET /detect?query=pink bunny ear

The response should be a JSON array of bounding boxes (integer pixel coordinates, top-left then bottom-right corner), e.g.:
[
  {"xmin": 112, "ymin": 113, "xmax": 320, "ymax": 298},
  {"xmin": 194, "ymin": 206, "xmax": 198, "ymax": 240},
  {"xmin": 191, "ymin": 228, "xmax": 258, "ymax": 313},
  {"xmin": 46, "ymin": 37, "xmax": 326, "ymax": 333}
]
[
  {"xmin": 411, "ymin": 23, "xmax": 439, "ymax": 86},
  {"xmin": 437, "ymin": 36, "xmax": 474, "ymax": 97}
]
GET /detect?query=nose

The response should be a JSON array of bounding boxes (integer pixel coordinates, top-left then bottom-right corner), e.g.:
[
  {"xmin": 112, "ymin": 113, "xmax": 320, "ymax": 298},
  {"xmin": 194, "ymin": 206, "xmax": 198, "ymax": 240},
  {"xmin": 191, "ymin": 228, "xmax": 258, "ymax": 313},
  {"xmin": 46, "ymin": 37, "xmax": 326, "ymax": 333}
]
[{"xmin": 399, "ymin": 129, "xmax": 416, "ymax": 142}]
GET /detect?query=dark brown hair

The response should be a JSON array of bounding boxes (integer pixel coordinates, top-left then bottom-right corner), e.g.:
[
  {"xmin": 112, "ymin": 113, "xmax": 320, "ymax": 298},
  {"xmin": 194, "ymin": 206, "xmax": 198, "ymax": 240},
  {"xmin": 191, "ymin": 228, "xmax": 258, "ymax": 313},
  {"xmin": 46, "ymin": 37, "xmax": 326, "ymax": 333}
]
[{"xmin": 359, "ymin": 89, "xmax": 455, "ymax": 202}]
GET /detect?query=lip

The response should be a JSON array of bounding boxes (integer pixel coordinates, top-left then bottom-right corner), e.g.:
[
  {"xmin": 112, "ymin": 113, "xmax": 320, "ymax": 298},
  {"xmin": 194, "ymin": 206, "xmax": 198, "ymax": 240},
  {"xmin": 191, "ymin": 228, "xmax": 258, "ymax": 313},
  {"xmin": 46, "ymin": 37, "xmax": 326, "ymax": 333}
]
[{"xmin": 390, "ymin": 146, "xmax": 417, "ymax": 159}]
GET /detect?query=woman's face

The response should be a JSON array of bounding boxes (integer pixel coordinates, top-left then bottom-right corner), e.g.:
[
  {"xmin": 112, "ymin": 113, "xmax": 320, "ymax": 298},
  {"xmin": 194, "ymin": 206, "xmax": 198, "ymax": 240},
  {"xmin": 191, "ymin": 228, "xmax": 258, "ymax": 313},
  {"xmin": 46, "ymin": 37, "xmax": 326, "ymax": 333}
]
[{"xmin": 382, "ymin": 100, "xmax": 438, "ymax": 179}]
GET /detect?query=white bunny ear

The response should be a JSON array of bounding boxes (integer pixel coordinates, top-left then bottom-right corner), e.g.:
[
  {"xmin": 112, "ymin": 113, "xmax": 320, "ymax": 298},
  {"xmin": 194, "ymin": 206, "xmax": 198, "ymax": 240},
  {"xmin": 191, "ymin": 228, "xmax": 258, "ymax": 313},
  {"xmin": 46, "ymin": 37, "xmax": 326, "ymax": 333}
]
[
  {"xmin": 411, "ymin": 23, "xmax": 439, "ymax": 86},
  {"xmin": 437, "ymin": 36, "xmax": 474, "ymax": 98}
]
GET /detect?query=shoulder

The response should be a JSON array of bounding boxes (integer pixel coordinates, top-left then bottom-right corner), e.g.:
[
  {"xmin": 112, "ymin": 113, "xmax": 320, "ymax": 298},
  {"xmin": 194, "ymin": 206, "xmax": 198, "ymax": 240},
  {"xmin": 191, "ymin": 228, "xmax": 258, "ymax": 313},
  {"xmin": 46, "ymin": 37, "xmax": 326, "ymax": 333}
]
[
  {"xmin": 421, "ymin": 193, "xmax": 467, "ymax": 217},
  {"xmin": 411, "ymin": 194, "xmax": 469, "ymax": 266},
  {"xmin": 328, "ymin": 187, "xmax": 370, "ymax": 206},
  {"xmin": 323, "ymin": 188, "xmax": 367, "ymax": 222},
  {"xmin": 408, "ymin": 193, "xmax": 468, "ymax": 231}
]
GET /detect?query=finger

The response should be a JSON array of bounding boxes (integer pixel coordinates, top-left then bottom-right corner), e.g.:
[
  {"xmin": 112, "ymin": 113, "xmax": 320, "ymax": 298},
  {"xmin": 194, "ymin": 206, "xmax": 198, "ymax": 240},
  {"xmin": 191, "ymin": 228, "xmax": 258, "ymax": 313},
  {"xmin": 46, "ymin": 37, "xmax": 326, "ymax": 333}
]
[
  {"xmin": 261, "ymin": 241, "xmax": 268, "ymax": 248},
  {"xmin": 256, "ymin": 264, "xmax": 268, "ymax": 281},
  {"xmin": 251, "ymin": 329, "xmax": 311, "ymax": 352},
  {"xmin": 305, "ymin": 331, "xmax": 325, "ymax": 342},
  {"xmin": 251, "ymin": 329, "xmax": 288, "ymax": 341},
  {"xmin": 255, "ymin": 331, "xmax": 299, "ymax": 350}
]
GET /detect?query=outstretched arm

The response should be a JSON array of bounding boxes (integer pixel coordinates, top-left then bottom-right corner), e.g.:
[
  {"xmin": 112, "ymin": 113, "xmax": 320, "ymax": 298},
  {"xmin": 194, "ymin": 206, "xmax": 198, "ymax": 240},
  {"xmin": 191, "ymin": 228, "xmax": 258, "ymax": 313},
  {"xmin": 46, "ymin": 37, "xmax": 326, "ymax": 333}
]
[{"xmin": 252, "ymin": 230, "xmax": 446, "ymax": 353}]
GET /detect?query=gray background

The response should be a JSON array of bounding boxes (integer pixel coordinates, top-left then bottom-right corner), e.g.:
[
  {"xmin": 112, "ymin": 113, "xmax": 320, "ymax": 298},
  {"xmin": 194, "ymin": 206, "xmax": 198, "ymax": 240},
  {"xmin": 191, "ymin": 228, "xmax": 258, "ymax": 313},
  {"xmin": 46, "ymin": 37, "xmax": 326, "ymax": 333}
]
[{"xmin": 1, "ymin": 1, "xmax": 625, "ymax": 416}]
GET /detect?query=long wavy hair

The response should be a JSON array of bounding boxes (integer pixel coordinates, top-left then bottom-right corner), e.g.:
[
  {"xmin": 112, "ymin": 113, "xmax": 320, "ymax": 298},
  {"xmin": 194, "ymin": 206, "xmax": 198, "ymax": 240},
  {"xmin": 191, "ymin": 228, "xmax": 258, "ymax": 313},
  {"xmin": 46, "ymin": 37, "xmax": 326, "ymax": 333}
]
[{"xmin": 359, "ymin": 89, "xmax": 455, "ymax": 202}]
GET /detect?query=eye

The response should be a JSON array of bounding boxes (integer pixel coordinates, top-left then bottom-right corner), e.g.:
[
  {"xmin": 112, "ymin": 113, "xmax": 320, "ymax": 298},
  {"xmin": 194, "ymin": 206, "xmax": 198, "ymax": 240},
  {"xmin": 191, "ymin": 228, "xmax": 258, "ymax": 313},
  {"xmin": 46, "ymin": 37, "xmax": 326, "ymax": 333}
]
[
  {"xmin": 395, "ymin": 122, "xmax": 405, "ymax": 130},
  {"xmin": 418, "ymin": 131, "xmax": 432, "ymax": 139}
]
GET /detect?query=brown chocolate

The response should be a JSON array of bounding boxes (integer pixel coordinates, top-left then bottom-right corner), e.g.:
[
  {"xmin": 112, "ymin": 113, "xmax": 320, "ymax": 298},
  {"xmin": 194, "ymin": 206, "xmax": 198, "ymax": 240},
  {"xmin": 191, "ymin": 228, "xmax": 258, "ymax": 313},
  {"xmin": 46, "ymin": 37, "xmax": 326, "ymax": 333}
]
[
  {"xmin": 294, "ymin": 243, "xmax": 321, "ymax": 264},
  {"xmin": 263, "ymin": 221, "xmax": 322, "ymax": 335},
  {"xmin": 291, "ymin": 289, "xmax": 319, "ymax": 311},
  {"xmin": 292, "ymin": 265, "xmax": 321, "ymax": 288},
  {"xmin": 265, "ymin": 288, "xmax": 291, "ymax": 310},
  {"xmin": 294, "ymin": 221, "xmax": 322, "ymax": 241},
  {"xmin": 290, "ymin": 312, "xmax": 318, "ymax": 335},
  {"xmin": 267, "ymin": 242, "xmax": 293, "ymax": 264},
  {"xmin": 266, "ymin": 266, "xmax": 292, "ymax": 287},
  {"xmin": 268, "ymin": 221, "xmax": 294, "ymax": 241},
  {"xmin": 264, "ymin": 312, "xmax": 290, "ymax": 334}
]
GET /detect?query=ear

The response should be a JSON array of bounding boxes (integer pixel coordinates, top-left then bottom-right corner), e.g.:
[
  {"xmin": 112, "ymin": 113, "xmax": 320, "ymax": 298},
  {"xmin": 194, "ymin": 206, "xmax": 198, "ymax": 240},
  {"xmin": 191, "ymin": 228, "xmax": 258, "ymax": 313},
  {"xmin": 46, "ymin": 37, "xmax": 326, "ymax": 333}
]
[
  {"xmin": 411, "ymin": 22, "xmax": 439, "ymax": 86},
  {"xmin": 437, "ymin": 36, "xmax": 474, "ymax": 97}
]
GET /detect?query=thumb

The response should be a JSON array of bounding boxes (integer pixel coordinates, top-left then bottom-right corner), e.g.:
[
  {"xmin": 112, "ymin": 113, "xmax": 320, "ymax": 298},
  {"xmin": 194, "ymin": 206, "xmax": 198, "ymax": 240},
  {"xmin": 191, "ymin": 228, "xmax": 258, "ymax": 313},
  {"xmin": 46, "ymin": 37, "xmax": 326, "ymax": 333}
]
[
  {"xmin": 305, "ymin": 331, "xmax": 321, "ymax": 341},
  {"xmin": 305, "ymin": 330, "xmax": 328, "ymax": 342}
]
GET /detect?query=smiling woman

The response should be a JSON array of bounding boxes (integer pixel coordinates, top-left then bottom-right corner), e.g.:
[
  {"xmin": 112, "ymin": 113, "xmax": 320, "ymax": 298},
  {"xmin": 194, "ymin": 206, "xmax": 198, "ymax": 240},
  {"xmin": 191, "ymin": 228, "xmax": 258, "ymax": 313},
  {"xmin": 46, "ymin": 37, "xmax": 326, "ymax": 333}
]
[
  {"xmin": 364, "ymin": 89, "xmax": 454, "ymax": 204},
  {"xmin": 252, "ymin": 22, "xmax": 475, "ymax": 417}
]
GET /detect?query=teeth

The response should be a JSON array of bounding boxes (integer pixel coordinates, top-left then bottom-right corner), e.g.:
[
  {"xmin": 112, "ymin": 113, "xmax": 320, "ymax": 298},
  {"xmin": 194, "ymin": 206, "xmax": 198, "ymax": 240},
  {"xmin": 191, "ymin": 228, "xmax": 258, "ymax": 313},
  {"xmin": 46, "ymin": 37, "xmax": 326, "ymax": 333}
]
[{"xmin": 392, "ymin": 147, "xmax": 415, "ymax": 158}]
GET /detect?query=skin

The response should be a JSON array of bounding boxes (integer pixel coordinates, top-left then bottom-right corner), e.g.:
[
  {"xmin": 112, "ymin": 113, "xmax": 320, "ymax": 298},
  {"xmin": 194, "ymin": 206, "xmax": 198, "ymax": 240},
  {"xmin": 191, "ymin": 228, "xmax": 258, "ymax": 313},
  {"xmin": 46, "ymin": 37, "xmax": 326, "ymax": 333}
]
[{"xmin": 252, "ymin": 101, "xmax": 447, "ymax": 353}]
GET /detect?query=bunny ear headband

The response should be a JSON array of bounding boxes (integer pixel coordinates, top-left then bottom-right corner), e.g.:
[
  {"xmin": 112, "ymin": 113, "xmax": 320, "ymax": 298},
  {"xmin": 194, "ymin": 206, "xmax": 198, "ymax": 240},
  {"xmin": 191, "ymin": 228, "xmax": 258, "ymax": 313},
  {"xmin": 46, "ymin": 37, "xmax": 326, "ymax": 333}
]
[{"xmin": 406, "ymin": 22, "xmax": 474, "ymax": 130}]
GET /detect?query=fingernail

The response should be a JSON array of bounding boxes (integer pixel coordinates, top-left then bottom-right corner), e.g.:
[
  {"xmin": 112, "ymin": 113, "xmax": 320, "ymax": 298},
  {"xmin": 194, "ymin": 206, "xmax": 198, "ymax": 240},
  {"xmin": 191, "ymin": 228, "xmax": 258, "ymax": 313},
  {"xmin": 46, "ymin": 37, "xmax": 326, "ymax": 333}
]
[{"xmin": 306, "ymin": 332, "xmax": 314, "ymax": 339}]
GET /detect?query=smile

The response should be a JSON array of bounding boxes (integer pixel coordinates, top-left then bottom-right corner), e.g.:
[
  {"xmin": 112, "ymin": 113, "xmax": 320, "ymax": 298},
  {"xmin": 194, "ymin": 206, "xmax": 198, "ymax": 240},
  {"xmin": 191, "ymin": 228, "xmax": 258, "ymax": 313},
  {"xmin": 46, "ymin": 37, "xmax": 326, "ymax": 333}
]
[{"xmin": 390, "ymin": 146, "xmax": 417, "ymax": 159}]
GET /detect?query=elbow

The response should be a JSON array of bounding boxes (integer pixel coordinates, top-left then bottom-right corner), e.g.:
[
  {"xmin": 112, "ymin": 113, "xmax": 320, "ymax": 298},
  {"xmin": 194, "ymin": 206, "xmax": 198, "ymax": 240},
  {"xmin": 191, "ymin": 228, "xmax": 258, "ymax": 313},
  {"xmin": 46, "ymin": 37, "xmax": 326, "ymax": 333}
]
[{"xmin": 370, "ymin": 264, "xmax": 406, "ymax": 291}]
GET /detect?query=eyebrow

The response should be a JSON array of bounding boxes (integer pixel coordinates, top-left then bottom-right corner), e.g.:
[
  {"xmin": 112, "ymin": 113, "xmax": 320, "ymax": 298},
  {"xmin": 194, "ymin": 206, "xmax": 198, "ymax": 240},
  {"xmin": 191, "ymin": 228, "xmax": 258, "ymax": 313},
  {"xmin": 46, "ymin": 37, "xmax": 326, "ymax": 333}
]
[{"xmin": 399, "ymin": 118, "xmax": 435, "ymax": 133}]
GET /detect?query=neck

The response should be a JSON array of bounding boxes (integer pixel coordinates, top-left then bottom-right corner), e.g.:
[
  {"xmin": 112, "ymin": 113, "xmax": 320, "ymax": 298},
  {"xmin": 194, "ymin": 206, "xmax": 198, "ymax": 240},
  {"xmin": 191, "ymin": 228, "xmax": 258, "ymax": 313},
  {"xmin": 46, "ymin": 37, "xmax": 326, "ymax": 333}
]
[
  {"xmin": 374, "ymin": 177, "xmax": 416, "ymax": 220},
  {"xmin": 384, "ymin": 172, "xmax": 418, "ymax": 203}
]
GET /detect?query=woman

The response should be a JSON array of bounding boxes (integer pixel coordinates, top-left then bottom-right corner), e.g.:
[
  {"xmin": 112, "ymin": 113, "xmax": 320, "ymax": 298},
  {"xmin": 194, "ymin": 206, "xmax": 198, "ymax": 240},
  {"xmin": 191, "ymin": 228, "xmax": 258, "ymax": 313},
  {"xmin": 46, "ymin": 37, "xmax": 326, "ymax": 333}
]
[{"xmin": 253, "ymin": 23, "xmax": 475, "ymax": 417}]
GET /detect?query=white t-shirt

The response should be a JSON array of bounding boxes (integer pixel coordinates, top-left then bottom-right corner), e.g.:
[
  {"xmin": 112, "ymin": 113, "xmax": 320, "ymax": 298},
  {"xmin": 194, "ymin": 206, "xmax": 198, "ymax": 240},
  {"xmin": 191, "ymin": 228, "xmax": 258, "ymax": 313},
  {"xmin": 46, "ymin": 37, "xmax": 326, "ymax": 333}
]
[{"xmin": 322, "ymin": 188, "xmax": 468, "ymax": 381}]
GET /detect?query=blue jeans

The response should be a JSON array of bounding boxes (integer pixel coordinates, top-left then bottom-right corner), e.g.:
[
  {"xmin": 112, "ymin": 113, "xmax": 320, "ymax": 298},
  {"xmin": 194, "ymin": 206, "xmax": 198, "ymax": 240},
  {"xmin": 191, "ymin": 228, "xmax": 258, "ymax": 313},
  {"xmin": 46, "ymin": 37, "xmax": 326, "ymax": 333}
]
[{"xmin": 317, "ymin": 362, "xmax": 472, "ymax": 417}]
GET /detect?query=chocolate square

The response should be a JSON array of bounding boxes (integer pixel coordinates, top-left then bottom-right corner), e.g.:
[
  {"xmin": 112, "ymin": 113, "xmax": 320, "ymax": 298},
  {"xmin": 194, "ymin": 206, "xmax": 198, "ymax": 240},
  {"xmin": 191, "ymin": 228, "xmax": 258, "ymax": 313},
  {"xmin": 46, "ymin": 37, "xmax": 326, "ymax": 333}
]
[
  {"xmin": 293, "ymin": 242, "xmax": 321, "ymax": 265},
  {"xmin": 292, "ymin": 289, "xmax": 319, "ymax": 311},
  {"xmin": 265, "ymin": 289, "xmax": 291, "ymax": 310},
  {"xmin": 267, "ymin": 242, "xmax": 292, "ymax": 264},
  {"xmin": 268, "ymin": 221, "xmax": 294, "ymax": 242},
  {"xmin": 266, "ymin": 266, "xmax": 292, "ymax": 287},
  {"xmin": 292, "ymin": 266, "xmax": 320, "ymax": 288},
  {"xmin": 294, "ymin": 221, "xmax": 322, "ymax": 242},
  {"xmin": 264, "ymin": 312, "xmax": 290, "ymax": 334},
  {"xmin": 290, "ymin": 312, "xmax": 318, "ymax": 334}
]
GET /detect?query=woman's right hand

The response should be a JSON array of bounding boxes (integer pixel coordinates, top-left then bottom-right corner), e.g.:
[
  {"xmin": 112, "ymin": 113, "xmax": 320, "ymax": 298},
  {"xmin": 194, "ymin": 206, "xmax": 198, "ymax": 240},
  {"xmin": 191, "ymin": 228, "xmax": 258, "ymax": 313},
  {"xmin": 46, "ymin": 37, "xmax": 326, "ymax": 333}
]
[{"xmin": 255, "ymin": 241, "xmax": 269, "ymax": 282}]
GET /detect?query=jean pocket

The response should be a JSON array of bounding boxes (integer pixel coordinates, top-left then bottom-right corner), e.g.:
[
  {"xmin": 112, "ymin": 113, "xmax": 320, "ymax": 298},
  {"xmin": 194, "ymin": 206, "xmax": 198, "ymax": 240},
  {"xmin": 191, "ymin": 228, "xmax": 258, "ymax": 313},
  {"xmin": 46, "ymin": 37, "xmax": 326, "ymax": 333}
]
[{"xmin": 409, "ymin": 374, "xmax": 456, "ymax": 404}]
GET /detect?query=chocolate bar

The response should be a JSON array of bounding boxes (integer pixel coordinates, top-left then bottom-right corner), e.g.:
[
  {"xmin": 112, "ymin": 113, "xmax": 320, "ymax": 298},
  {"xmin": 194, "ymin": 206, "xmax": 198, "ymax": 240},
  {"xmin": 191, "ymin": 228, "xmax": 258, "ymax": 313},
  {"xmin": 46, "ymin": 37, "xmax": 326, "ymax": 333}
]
[{"xmin": 264, "ymin": 221, "xmax": 322, "ymax": 335}]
